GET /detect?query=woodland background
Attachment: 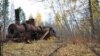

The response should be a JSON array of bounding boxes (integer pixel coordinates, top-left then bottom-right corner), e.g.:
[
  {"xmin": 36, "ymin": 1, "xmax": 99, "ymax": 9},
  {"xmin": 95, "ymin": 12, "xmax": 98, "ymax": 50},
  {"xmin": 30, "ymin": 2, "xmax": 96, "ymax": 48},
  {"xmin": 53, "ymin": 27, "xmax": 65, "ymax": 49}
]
[{"xmin": 0, "ymin": 0, "xmax": 100, "ymax": 56}]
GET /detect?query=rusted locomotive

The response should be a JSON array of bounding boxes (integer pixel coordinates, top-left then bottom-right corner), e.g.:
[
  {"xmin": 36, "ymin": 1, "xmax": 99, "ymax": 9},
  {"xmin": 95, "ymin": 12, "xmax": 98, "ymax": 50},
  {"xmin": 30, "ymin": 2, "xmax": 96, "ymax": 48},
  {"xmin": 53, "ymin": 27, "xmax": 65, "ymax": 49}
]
[{"xmin": 6, "ymin": 8, "xmax": 56, "ymax": 43}]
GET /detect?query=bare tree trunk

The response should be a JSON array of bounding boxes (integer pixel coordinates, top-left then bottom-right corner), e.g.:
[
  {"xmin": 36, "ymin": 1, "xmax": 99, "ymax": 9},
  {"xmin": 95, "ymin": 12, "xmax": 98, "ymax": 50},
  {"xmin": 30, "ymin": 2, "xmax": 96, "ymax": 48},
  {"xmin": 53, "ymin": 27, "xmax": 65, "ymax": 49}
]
[
  {"xmin": 89, "ymin": 0, "xmax": 95, "ymax": 39},
  {"xmin": 0, "ymin": 28, "xmax": 2, "ymax": 56}
]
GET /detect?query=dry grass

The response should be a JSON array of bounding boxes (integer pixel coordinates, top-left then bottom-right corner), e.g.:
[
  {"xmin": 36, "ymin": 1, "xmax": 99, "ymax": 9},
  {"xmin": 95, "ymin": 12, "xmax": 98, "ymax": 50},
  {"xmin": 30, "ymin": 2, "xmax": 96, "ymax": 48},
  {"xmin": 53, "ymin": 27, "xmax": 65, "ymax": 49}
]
[
  {"xmin": 53, "ymin": 44, "xmax": 96, "ymax": 56},
  {"xmin": 3, "ymin": 36, "xmax": 100, "ymax": 56}
]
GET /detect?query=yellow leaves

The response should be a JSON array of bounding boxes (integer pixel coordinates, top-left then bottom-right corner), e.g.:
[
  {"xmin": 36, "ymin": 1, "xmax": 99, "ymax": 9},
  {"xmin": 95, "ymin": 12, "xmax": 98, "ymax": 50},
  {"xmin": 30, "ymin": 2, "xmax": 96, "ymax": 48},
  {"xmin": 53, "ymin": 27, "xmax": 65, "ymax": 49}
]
[
  {"xmin": 35, "ymin": 12, "xmax": 42, "ymax": 26},
  {"xmin": 54, "ymin": 12, "xmax": 62, "ymax": 28},
  {"xmin": 47, "ymin": 36, "xmax": 57, "ymax": 41},
  {"xmin": 91, "ymin": 0, "xmax": 99, "ymax": 19}
]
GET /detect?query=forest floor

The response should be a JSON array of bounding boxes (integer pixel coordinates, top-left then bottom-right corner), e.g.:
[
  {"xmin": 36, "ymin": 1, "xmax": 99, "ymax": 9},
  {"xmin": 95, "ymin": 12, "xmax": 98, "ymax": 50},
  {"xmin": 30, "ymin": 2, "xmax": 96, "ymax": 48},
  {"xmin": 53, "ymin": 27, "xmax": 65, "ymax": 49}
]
[{"xmin": 3, "ymin": 37, "xmax": 100, "ymax": 56}]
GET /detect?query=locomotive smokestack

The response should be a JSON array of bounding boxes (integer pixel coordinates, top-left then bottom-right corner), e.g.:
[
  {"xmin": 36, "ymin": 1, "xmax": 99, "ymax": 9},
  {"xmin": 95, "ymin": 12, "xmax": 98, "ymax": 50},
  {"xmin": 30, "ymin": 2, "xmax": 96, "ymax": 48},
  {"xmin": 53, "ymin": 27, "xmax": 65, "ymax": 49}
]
[{"xmin": 15, "ymin": 7, "xmax": 21, "ymax": 24}]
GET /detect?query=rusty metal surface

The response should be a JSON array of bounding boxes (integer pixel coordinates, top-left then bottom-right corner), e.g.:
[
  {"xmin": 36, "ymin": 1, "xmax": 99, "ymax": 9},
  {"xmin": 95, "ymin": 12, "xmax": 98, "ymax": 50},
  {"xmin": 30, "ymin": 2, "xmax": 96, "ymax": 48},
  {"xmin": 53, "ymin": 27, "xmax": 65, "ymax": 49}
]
[{"xmin": 6, "ymin": 19, "xmax": 56, "ymax": 43}]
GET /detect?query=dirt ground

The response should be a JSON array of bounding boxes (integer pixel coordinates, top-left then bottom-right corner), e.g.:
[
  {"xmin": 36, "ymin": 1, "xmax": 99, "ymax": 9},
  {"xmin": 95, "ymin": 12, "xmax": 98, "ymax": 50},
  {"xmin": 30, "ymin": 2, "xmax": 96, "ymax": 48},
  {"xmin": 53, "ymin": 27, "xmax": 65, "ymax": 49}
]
[{"xmin": 3, "ymin": 37, "xmax": 100, "ymax": 56}]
